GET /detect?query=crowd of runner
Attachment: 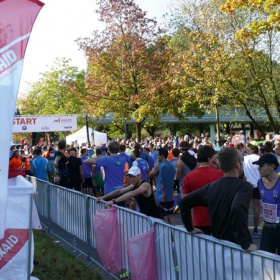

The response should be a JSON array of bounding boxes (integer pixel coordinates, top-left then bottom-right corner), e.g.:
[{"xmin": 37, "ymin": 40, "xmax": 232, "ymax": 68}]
[{"xmin": 9, "ymin": 132, "xmax": 280, "ymax": 255}]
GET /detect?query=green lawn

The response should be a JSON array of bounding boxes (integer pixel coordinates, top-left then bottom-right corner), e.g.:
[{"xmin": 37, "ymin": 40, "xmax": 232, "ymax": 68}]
[{"xmin": 31, "ymin": 229, "xmax": 103, "ymax": 280}]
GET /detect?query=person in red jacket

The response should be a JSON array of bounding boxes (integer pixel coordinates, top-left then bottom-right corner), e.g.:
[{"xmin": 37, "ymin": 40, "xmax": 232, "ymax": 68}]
[{"xmin": 182, "ymin": 146, "xmax": 224, "ymax": 235}]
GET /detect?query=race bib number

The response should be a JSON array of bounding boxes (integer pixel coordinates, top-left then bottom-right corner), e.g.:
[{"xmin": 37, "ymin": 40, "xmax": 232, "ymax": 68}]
[{"xmin": 263, "ymin": 203, "xmax": 279, "ymax": 223}]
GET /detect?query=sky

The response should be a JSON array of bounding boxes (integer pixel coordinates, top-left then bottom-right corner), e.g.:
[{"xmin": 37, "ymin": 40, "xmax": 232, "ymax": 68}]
[{"xmin": 19, "ymin": 0, "xmax": 173, "ymax": 93}]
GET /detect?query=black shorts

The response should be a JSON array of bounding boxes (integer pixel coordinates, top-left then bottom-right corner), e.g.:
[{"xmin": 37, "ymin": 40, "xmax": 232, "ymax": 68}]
[
  {"xmin": 82, "ymin": 177, "xmax": 94, "ymax": 189},
  {"xmin": 158, "ymin": 201, "xmax": 174, "ymax": 216},
  {"xmin": 252, "ymin": 187, "xmax": 261, "ymax": 200}
]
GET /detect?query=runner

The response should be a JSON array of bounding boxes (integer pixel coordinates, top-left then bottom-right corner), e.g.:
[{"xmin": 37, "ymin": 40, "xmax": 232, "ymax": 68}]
[
  {"xmin": 253, "ymin": 154, "xmax": 280, "ymax": 254},
  {"xmin": 97, "ymin": 166, "xmax": 164, "ymax": 219},
  {"xmin": 180, "ymin": 147, "xmax": 256, "ymax": 251}
]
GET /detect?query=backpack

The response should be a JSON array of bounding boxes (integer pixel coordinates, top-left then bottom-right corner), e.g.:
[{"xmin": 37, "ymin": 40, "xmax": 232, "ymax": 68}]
[{"xmin": 54, "ymin": 155, "xmax": 61, "ymax": 168}]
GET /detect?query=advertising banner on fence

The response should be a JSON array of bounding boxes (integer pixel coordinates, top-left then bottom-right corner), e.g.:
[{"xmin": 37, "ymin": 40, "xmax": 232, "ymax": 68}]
[
  {"xmin": 0, "ymin": 0, "xmax": 44, "ymax": 239},
  {"xmin": 0, "ymin": 176, "xmax": 40, "ymax": 279},
  {"xmin": 13, "ymin": 115, "xmax": 77, "ymax": 132}
]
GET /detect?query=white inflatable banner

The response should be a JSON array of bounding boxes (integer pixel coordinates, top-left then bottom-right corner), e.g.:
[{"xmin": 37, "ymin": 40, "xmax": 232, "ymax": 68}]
[
  {"xmin": 0, "ymin": 176, "xmax": 41, "ymax": 279},
  {"xmin": 0, "ymin": 0, "xmax": 44, "ymax": 239},
  {"xmin": 13, "ymin": 115, "xmax": 77, "ymax": 132}
]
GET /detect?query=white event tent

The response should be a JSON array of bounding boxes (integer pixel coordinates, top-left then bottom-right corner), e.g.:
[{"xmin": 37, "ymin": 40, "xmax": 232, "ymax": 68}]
[{"xmin": 66, "ymin": 126, "xmax": 107, "ymax": 146}]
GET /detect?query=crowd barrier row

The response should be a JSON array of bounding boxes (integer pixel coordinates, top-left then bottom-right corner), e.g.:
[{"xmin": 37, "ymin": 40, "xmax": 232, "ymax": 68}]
[{"xmin": 29, "ymin": 177, "xmax": 280, "ymax": 280}]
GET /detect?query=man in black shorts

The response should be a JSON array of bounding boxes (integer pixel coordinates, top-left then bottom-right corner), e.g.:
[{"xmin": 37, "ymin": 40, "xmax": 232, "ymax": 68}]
[{"xmin": 54, "ymin": 140, "xmax": 69, "ymax": 188}]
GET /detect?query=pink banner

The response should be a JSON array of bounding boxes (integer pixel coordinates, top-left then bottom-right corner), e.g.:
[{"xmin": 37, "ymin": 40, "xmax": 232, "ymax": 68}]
[{"xmin": 0, "ymin": 0, "xmax": 44, "ymax": 239}]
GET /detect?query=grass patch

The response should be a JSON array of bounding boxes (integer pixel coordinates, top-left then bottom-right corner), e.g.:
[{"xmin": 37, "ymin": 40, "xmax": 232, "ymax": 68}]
[{"xmin": 31, "ymin": 229, "xmax": 103, "ymax": 280}]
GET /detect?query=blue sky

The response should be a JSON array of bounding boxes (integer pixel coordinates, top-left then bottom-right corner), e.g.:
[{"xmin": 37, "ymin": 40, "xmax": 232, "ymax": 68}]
[{"xmin": 19, "ymin": 0, "xmax": 173, "ymax": 93}]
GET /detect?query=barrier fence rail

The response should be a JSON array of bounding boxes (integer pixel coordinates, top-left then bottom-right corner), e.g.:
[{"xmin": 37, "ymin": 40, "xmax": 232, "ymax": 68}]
[{"xmin": 30, "ymin": 177, "xmax": 280, "ymax": 280}]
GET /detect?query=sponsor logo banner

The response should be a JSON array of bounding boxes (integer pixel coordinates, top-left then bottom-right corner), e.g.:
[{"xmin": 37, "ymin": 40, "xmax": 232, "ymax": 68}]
[
  {"xmin": 0, "ymin": 228, "xmax": 29, "ymax": 270},
  {"xmin": 0, "ymin": 0, "xmax": 44, "ymax": 239},
  {"xmin": 13, "ymin": 116, "xmax": 77, "ymax": 132}
]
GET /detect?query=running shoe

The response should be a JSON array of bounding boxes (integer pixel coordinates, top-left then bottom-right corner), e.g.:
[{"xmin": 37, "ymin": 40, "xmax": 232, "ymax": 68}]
[{"xmin": 252, "ymin": 231, "xmax": 261, "ymax": 238}]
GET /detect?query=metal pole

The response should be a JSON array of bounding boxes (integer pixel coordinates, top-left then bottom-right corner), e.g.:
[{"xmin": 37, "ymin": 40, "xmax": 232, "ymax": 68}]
[
  {"xmin": 85, "ymin": 196, "xmax": 91, "ymax": 261},
  {"xmin": 27, "ymin": 194, "xmax": 33, "ymax": 280},
  {"xmin": 86, "ymin": 115, "xmax": 90, "ymax": 145}
]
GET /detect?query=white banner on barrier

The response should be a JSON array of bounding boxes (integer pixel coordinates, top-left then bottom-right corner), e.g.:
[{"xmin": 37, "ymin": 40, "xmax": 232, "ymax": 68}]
[
  {"xmin": 13, "ymin": 115, "xmax": 77, "ymax": 132},
  {"xmin": 0, "ymin": 176, "xmax": 39, "ymax": 279}
]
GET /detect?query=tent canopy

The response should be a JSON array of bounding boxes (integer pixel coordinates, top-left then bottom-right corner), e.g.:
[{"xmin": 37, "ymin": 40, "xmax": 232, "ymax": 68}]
[{"xmin": 66, "ymin": 126, "xmax": 107, "ymax": 146}]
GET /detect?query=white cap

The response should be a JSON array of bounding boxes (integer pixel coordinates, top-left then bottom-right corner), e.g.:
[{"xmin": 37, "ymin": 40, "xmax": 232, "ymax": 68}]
[{"xmin": 127, "ymin": 166, "xmax": 141, "ymax": 176}]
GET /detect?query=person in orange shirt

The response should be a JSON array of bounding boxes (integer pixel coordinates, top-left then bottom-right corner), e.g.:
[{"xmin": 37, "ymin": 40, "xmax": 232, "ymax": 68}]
[
  {"xmin": 9, "ymin": 150, "xmax": 23, "ymax": 170},
  {"xmin": 42, "ymin": 145, "xmax": 49, "ymax": 158},
  {"xmin": 20, "ymin": 149, "xmax": 31, "ymax": 175},
  {"xmin": 167, "ymin": 145, "xmax": 174, "ymax": 160}
]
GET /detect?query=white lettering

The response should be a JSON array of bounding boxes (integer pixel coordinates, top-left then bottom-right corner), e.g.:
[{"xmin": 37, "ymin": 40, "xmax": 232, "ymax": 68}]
[
  {"xmin": 2, "ymin": 243, "xmax": 12, "ymax": 252},
  {"xmin": 2, "ymin": 53, "xmax": 11, "ymax": 66},
  {"xmin": 0, "ymin": 248, "xmax": 6, "ymax": 259},
  {"xmin": 0, "ymin": 58, "xmax": 8, "ymax": 71},
  {"xmin": 0, "ymin": 50, "xmax": 17, "ymax": 71},
  {"xmin": 5, "ymin": 50, "xmax": 17, "ymax": 64},
  {"xmin": 8, "ymin": 235, "xmax": 18, "ymax": 245},
  {"xmin": 5, "ymin": 240, "xmax": 13, "ymax": 247}
]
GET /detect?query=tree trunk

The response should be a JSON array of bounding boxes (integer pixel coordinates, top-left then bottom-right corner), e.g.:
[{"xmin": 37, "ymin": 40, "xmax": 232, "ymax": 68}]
[
  {"xmin": 241, "ymin": 103, "xmax": 265, "ymax": 135},
  {"xmin": 145, "ymin": 126, "xmax": 156, "ymax": 138},
  {"xmin": 169, "ymin": 124, "xmax": 180, "ymax": 136},
  {"xmin": 136, "ymin": 122, "xmax": 141, "ymax": 142},
  {"xmin": 249, "ymin": 123, "xmax": 254, "ymax": 138}
]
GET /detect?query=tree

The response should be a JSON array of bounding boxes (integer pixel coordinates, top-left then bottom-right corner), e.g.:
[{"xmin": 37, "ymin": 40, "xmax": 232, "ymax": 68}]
[
  {"xmin": 78, "ymin": 0, "xmax": 184, "ymax": 142},
  {"xmin": 168, "ymin": 0, "xmax": 237, "ymax": 140},
  {"xmin": 18, "ymin": 58, "xmax": 87, "ymax": 116},
  {"xmin": 168, "ymin": 0, "xmax": 280, "ymax": 134},
  {"xmin": 221, "ymin": 0, "xmax": 280, "ymax": 37}
]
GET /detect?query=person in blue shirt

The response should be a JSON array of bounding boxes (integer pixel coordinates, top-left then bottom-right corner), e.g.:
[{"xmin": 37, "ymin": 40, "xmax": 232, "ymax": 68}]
[
  {"xmin": 143, "ymin": 147, "xmax": 155, "ymax": 171},
  {"xmin": 128, "ymin": 142, "xmax": 148, "ymax": 167},
  {"xmin": 85, "ymin": 141, "xmax": 126, "ymax": 201},
  {"xmin": 119, "ymin": 144, "xmax": 130, "ymax": 164},
  {"xmin": 149, "ymin": 143, "xmax": 158, "ymax": 163},
  {"xmin": 132, "ymin": 149, "xmax": 149, "ymax": 182},
  {"xmin": 30, "ymin": 147, "xmax": 52, "ymax": 181},
  {"xmin": 150, "ymin": 147, "xmax": 176, "ymax": 225},
  {"xmin": 253, "ymin": 154, "xmax": 280, "ymax": 254},
  {"xmin": 80, "ymin": 148, "xmax": 95, "ymax": 196}
]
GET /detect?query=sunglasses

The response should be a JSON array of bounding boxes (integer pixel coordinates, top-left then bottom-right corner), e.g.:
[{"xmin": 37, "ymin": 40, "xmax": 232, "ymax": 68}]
[{"xmin": 127, "ymin": 174, "xmax": 138, "ymax": 178}]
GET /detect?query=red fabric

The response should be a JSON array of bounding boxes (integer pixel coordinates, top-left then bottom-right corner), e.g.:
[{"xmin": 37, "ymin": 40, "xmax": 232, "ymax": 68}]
[
  {"xmin": 38, "ymin": 137, "xmax": 44, "ymax": 146},
  {"xmin": 94, "ymin": 206, "xmax": 121, "ymax": 273},
  {"xmin": 8, "ymin": 168, "xmax": 26, "ymax": 179},
  {"xmin": 127, "ymin": 229, "xmax": 156, "ymax": 280},
  {"xmin": 183, "ymin": 166, "xmax": 223, "ymax": 226}
]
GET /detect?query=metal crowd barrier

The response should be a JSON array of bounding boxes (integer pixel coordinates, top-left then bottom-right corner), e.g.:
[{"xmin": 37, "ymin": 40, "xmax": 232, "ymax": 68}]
[
  {"xmin": 153, "ymin": 220, "xmax": 280, "ymax": 280},
  {"xmin": 30, "ymin": 177, "xmax": 280, "ymax": 280},
  {"xmin": 116, "ymin": 206, "xmax": 153, "ymax": 270}
]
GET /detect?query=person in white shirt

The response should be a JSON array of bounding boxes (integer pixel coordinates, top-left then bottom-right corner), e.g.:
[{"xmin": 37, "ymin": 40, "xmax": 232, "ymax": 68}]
[{"xmin": 243, "ymin": 145, "xmax": 261, "ymax": 237}]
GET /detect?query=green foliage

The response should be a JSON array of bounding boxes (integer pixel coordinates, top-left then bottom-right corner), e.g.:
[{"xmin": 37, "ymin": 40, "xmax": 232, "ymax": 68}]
[
  {"xmin": 18, "ymin": 58, "xmax": 87, "ymax": 116},
  {"xmin": 18, "ymin": 0, "xmax": 280, "ymax": 138},
  {"xmin": 221, "ymin": 0, "xmax": 280, "ymax": 36},
  {"xmin": 32, "ymin": 230, "xmax": 102, "ymax": 280},
  {"xmin": 77, "ymin": 0, "xmax": 184, "ymax": 141},
  {"xmin": 168, "ymin": 0, "xmax": 280, "ymax": 133}
]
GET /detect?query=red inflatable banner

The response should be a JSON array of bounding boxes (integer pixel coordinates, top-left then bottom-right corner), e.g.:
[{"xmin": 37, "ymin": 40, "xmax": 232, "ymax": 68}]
[{"xmin": 0, "ymin": 0, "xmax": 44, "ymax": 239}]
